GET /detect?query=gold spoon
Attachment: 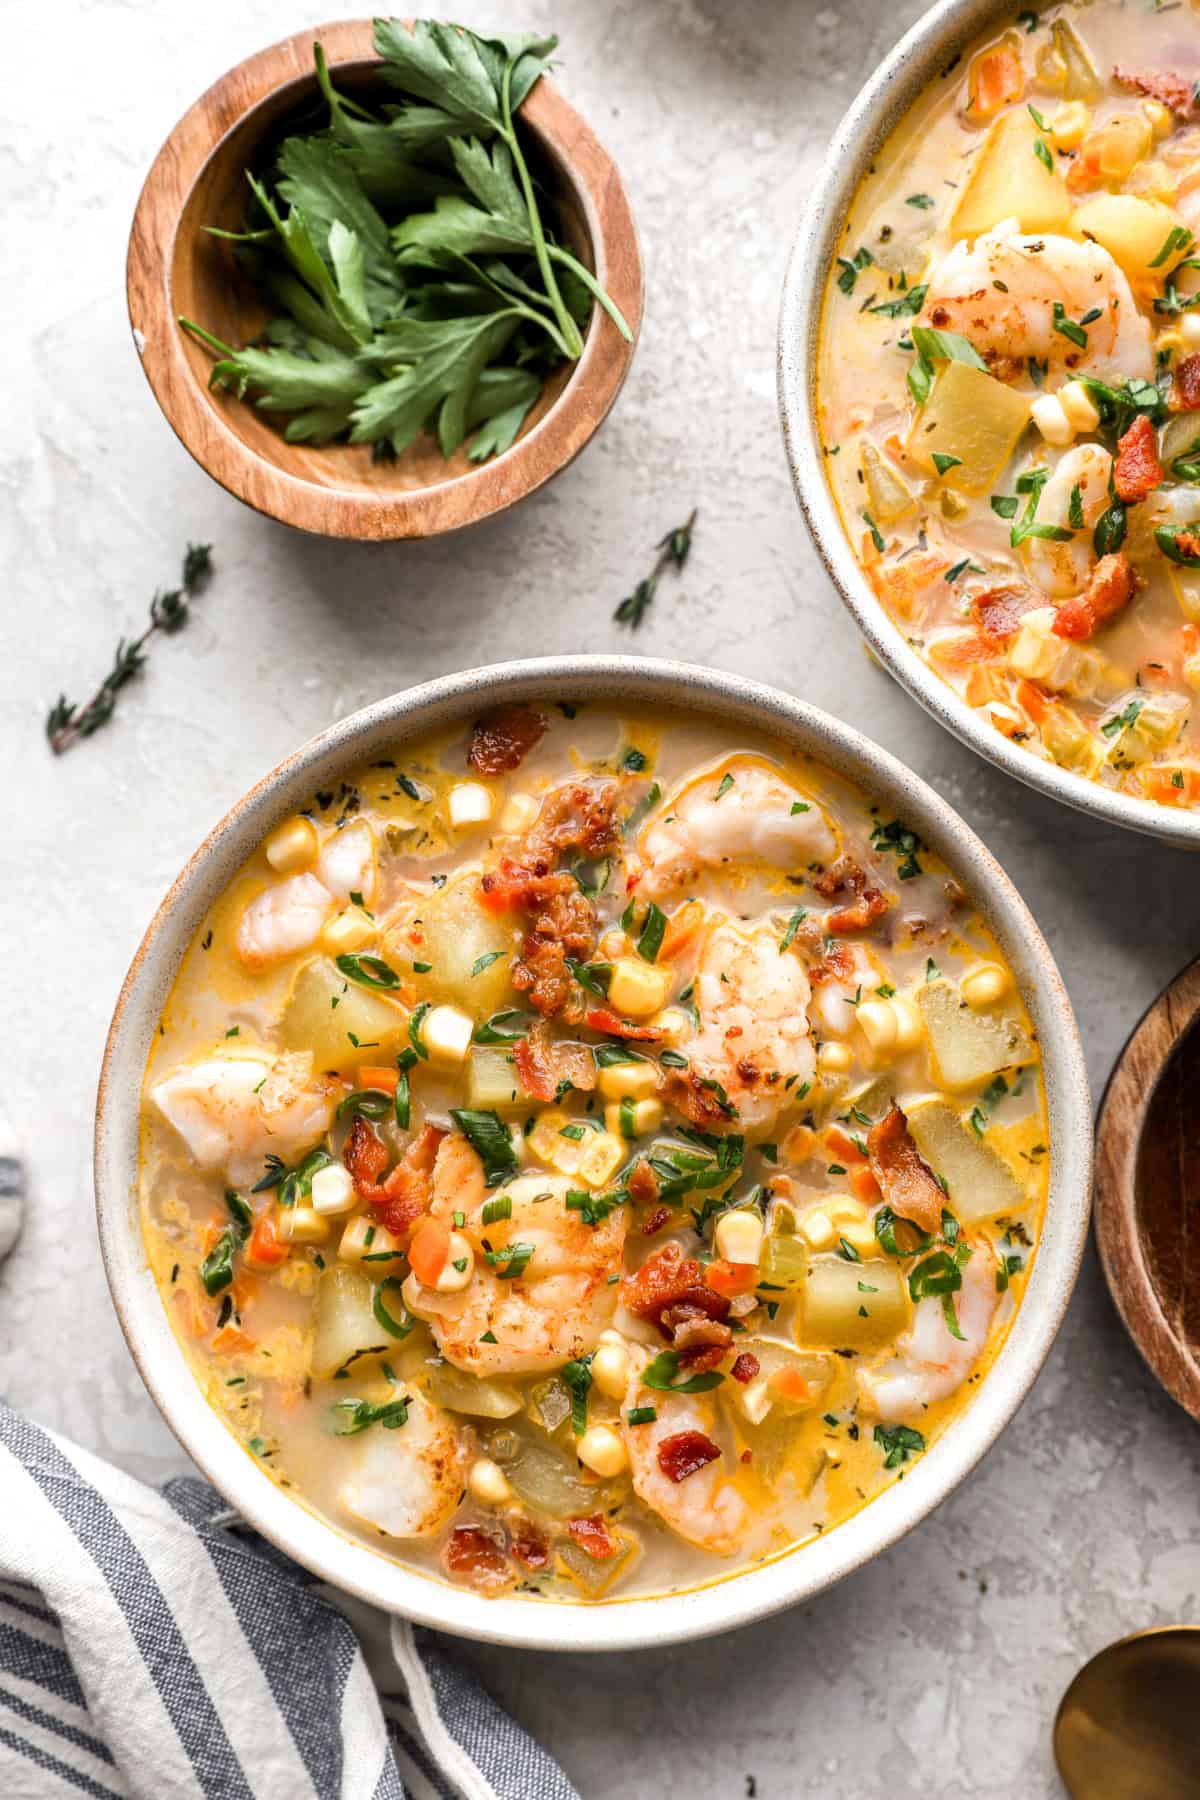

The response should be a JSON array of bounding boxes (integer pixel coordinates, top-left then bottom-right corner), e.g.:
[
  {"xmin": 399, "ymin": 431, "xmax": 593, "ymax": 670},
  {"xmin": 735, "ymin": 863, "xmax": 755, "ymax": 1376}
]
[{"xmin": 1054, "ymin": 1627, "xmax": 1200, "ymax": 1798}]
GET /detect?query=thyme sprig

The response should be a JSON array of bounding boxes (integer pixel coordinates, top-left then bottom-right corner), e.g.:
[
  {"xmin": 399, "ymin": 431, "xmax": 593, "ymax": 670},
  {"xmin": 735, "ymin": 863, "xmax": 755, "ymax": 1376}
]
[
  {"xmin": 614, "ymin": 508, "xmax": 698, "ymax": 629},
  {"xmin": 46, "ymin": 544, "xmax": 214, "ymax": 755}
]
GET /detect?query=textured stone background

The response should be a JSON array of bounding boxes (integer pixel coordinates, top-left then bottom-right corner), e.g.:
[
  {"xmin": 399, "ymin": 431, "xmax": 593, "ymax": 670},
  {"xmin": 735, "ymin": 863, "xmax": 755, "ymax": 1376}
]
[{"xmin": 4, "ymin": 0, "xmax": 1199, "ymax": 1793}]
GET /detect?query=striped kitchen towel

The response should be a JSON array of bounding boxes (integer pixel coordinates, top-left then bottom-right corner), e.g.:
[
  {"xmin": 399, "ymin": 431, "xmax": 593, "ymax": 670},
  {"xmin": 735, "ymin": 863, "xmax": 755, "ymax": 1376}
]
[{"xmin": 0, "ymin": 1404, "xmax": 579, "ymax": 1800}]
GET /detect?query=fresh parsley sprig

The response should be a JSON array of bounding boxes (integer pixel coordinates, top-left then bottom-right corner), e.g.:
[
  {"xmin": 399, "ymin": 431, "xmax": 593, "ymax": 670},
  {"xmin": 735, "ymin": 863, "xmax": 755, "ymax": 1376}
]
[
  {"xmin": 46, "ymin": 544, "xmax": 213, "ymax": 755},
  {"xmin": 614, "ymin": 508, "xmax": 698, "ymax": 628}
]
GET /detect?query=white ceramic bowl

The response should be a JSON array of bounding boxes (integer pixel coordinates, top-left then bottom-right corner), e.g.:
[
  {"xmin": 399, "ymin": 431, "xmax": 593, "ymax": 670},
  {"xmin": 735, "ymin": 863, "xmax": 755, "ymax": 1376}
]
[
  {"xmin": 778, "ymin": 0, "xmax": 1200, "ymax": 850},
  {"xmin": 95, "ymin": 657, "xmax": 1092, "ymax": 1650}
]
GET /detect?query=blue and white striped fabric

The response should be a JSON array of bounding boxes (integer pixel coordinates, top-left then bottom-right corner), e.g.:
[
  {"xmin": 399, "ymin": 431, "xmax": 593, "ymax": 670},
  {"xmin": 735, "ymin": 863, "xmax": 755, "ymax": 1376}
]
[{"xmin": 0, "ymin": 1404, "xmax": 579, "ymax": 1800}]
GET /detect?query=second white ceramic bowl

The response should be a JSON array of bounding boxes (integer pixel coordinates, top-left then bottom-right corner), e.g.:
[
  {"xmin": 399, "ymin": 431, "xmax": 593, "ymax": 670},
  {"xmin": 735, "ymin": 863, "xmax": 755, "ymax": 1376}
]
[
  {"xmin": 95, "ymin": 656, "xmax": 1092, "ymax": 1650},
  {"xmin": 778, "ymin": 0, "xmax": 1200, "ymax": 849}
]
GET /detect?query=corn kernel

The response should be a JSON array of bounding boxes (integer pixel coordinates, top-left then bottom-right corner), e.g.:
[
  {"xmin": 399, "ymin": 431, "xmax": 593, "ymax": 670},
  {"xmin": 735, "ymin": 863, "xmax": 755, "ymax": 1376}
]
[
  {"xmin": 893, "ymin": 996, "xmax": 924, "ymax": 1052},
  {"xmin": 598, "ymin": 929, "xmax": 630, "ymax": 959},
  {"xmin": 800, "ymin": 1209, "xmax": 836, "ymax": 1251},
  {"xmin": 528, "ymin": 1110, "xmax": 583, "ymax": 1175},
  {"xmin": 447, "ymin": 782, "xmax": 494, "ymax": 829},
  {"xmin": 1097, "ymin": 114, "xmax": 1152, "ymax": 181},
  {"xmin": 577, "ymin": 1131, "xmax": 624, "ymax": 1189},
  {"xmin": 322, "ymin": 908, "xmax": 376, "ymax": 955},
  {"xmin": 827, "ymin": 1197, "xmax": 868, "ymax": 1227},
  {"xmin": 607, "ymin": 958, "xmax": 671, "ymax": 1019},
  {"xmin": 591, "ymin": 1339, "xmax": 629, "ymax": 1399},
  {"xmin": 1050, "ymin": 101, "xmax": 1091, "ymax": 150},
  {"xmin": 715, "ymin": 1209, "xmax": 764, "ymax": 1265},
  {"xmin": 782, "ymin": 1124, "xmax": 817, "ymax": 1162},
  {"xmin": 498, "ymin": 792, "xmax": 539, "ymax": 835},
  {"xmin": 338, "ymin": 1215, "xmax": 402, "ymax": 1265},
  {"xmin": 856, "ymin": 999, "xmax": 898, "ymax": 1058},
  {"xmin": 606, "ymin": 1097, "xmax": 664, "ymax": 1140},
  {"xmin": 597, "ymin": 1061, "xmax": 660, "ymax": 1101},
  {"xmin": 435, "ymin": 1231, "xmax": 475, "ymax": 1292},
  {"xmin": 961, "ymin": 963, "xmax": 1011, "ymax": 1009},
  {"xmin": 265, "ymin": 816, "xmax": 318, "ymax": 874},
  {"xmin": 648, "ymin": 1007, "xmax": 690, "ymax": 1044},
  {"xmin": 817, "ymin": 1042, "xmax": 853, "ymax": 1075},
  {"xmin": 421, "ymin": 1004, "xmax": 474, "ymax": 1064},
  {"xmin": 1059, "ymin": 380, "xmax": 1101, "ymax": 433},
  {"xmin": 467, "ymin": 1458, "xmax": 511, "ymax": 1505},
  {"xmin": 310, "ymin": 1164, "xmax": 357, "ymax": 1216},
  {"xmin": 940, "ymin": 488, "xmax": 970, "ymax": 521},
  {"xmin": 278, "ymin": 1205, "xmax": 330, "ymax": 1246},
  {"xmin": 577, "ymin": 1425, "xmax": 628, "ymax": 1477},
  {"xmin": 1140, "ymin": 98, "xmax": 1174, "ymax": 140},
  {"xmin": 1031, "ymin": 393, "xmax": 1075, "ymax": 448}
]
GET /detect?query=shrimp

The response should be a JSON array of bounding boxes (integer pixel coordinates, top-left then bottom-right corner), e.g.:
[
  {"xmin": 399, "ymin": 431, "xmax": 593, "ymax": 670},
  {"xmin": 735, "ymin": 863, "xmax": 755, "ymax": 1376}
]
[
  {"xmin": 1025, "ymin": 444, "xmax": 1114, "ymax": 597},
  {"xmin": 150, "ymin": 1049, "xmax": 336, "ymax": 1187},
  {"xmin": 317, "ymin": 820, "xmax": 378, "ymax": 906},
  {"xmin": 806, "ymin": 941, "xmax": 882, "ymax": 1040},
  {"xmin": 338, "ymin": 1389, "xmax": 467, "ymax": 1539},
  {"xmin": 687, "ymin": 920, "xmax": 816, "ymax": 1131},
  {"xmin": 856, "ymin": 1246, "xmax": 998, "ymax": 1422},
  {"xmin": 235, "ymin": 873, "xmax": 334, "ymax": 969},
  {"xmin": 403, "ymin": 1170, "xmax": 627, "ymax": 1377},
  {"xmin": 621, "ymin": 1348, "xmax": 747, "ymax": 1554},
  {"xmin": 640, "ymin": 756, "xmax": 837, "ymax": 896},
  {"xmin": 921, "ymin": 221, "xmax": 1153, "ymax": 384}
]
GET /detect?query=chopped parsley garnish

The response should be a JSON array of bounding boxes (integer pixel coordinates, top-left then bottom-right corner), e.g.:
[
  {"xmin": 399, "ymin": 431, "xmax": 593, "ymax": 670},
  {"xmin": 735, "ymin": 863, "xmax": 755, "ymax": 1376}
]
[{"xmin": 874, "ymin": 1422, "xmax": 925, "ymax": 1468}]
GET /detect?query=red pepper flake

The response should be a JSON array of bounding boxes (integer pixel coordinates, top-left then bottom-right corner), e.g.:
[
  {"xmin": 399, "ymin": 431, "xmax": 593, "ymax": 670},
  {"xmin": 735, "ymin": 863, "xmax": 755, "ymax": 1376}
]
[
  {"xmin": 730, "ymin": 1352, "xmax": 761, "ymax": 1385},
  {"xmin": 566, "ymin": 1514, "xmax": 620, "ymax": 1560},
  {"xmin": 657, "ymin": 1430, "xmax": 722, "ymax": 1483}
]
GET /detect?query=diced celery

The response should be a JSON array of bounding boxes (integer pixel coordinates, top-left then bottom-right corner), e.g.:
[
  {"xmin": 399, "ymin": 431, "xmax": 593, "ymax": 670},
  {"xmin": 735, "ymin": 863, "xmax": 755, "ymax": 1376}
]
[
  {"xmin": 467, "ymin": 1046, "xmax": 523, "ymax": 1111},
  {"xmin": 758, "ymin": 1235, "xmax": 809, "ymax": 1291},
  {"xmin": 423, "ymin": 1361, "xmax": 523, "ymax": 1418},
  {"xmin": 861, "ymin": 440, "xmax": 916, "ymax": 524}
]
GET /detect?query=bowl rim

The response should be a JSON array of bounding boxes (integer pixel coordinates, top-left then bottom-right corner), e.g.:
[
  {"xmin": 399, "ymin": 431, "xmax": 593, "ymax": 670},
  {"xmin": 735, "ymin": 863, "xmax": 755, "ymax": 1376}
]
[
  {"xmin": 777, "ymin": 0, "xmax": 1200, "ymax": 850},
  {"xmin": 94, "ymin": 654, "xmax": 1093, "ymax": 1651},
  {"xmin": 126, "ymin": 19, "xmax": 643, "ymax": 542}
]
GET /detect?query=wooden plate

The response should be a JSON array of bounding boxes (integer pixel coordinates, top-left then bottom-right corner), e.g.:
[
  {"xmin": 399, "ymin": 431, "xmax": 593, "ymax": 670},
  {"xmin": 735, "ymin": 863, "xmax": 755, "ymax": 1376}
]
[
  {"xmin": 126, "ymin": 20, "xmax": 643, "ymax": 540},
  {"xmin": 1095, "ymin": 958, "xmax": 1200, "ymax": 1420}
]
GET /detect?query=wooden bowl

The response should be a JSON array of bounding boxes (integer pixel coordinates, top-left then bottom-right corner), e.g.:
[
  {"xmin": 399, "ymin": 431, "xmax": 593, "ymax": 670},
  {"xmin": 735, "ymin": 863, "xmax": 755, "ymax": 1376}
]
[
  {"xmin": 1095, "ymin": 958, "xmax": 1200, "ymax": 1421},
  {"xmin": 126, "ymin": 21, "xmax": 643, "ymax": 540}
]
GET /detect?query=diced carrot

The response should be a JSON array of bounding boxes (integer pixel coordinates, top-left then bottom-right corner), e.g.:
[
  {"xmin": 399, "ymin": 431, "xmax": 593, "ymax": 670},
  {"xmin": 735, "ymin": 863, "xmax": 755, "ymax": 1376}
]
[
  {"xmin": 1017, "ymin": 679, "xmax": 1051, "ymax": 725},
  {"xmin": 245, "ymin": 1211, "xmax": 289, "ymax": 1271},
  {"xmin": 824, "ymin": 1124, "xmax": 867, "ymax": 1165},
  {"xmin": 1143, "ymin": 767, "xmax": 1200, "ymax": 806},
  {"xmin": 850, "ymin": 1164, "xmax": 882, "ymax": 1205},
  {"xmin": 770, "ymin": 1366, "xmax": 814, "ymax": 1404},
  {"xmin": 409, "ymin": 1215, "xmax": 452, "ymax": 1287},
  {"xmin": 929, "ymin": 630, "xmax": 996, "ymax": 672},
  {"xmin": 968, "ymin": 41, "xmax": 1024, "ymax": 121},
  {"xmin": 659, "ymin": 898, "xmax": 704, "ymax": 960},
  {"xmin": 211, "ymin": 1325, "xmax": 256, "ymax": 1356},
  {"xmin": 358, "ymin": 1066, "xmax": 399, "ymax": 1095},
  {"xmin": 173, "ymin": 1288, "xmax": 211, "ymax": 1339},
  {"xmin": 231, "ymin": 1273, "xmax": 259, "ymax": 1311},
  {"xmin": 1183, "ymin": 624, "xmax": 1199, "ymax": 657},
  {"xmin": 868, "ymin": 551, "xmax": 947, "ymax": 622},
  {"xmin": 705, "ymin": 1259, "xmax": 760, "ymax": 1298}
]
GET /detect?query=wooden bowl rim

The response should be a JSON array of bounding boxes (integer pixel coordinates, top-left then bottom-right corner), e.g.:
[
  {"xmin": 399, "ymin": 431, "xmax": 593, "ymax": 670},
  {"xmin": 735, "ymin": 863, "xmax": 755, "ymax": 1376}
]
[
  {"xmin": 126, "ymin": 19, "xmax": 643, "ymax": 540},
  {"xmin": 1095, "ymin": 956, "xmax": 1200, "ymax": 1421}
]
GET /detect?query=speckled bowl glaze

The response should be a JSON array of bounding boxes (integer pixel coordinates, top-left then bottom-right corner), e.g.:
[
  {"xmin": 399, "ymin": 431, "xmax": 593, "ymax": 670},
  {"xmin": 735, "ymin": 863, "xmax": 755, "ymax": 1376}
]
[
  {"xmin": 95, "ymin": 658, "xmax": 1092, "ymax": 1651},
  {"xmin": 778, "ymin": 0, "xmax": 1200, "ymax": 850}
]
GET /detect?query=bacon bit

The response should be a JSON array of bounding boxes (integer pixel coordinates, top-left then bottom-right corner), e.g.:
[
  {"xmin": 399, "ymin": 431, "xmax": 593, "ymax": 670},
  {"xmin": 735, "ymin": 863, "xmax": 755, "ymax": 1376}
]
[
  {"xmin": 443, "ymin": 1525, "xmax": 512, "ymax": 1592},
  {"xmin": 662, "ymin": 1068, "xmax": 733, "ymax": 1128},
  {"xmin": 508, "ymin": 1519, "xmax": 551, "ymax": 1571},
  {"xmin": 730, "ymin": 1352, "xmax": 761, "ymax": 1385},
  {"xmin": 741, "ymin": 1449, "xmax": 753, "ymax": 1464},
  {"xmin": 467, "ymin": 705, "xmax": 547, "ymax": 776},
  {"xmin": 657, "ymin": 1430, "xmax": 722, "ymax": 1484},
  {"xmin": 585, "ymin": 1007, "xmax": 665, "ymax": 1042},
  {"xmin": 343, "ymin": 1115, "xmax": 389, "ymax": 1193},
  {"xmin": 974, "ymin": 584, "xmax": 1033, "ymax": 645},
  {"xmin": 669, "ymin": 1311, "xmax": 734, "ymax": 1356},
  {"xmin": 1113, "ymin": 416, "xmax": 1163, "ymax": 505},
  {"xmin": 811, "ymin": 856, "xmax": 890, "ymax": 935},
  {"xmin": 526, "ymin": 781, "xmax": 620, "ymax": 864},
  {"xmin": 867, "ymin": 1104, "xmax": 945, "ymax": 1236},
  {"xmin": 806, "ymin": 941, "xmax": 857, "ymax": 987},
  {"xmin": 705, "ymin": 1259, "xmax": 760, "ymax": 1298},
  {"xmin": 1113, "ymin": 65, "xmax": 1196, "ymax": 116},
  {"xmin": 567, "ymin": 1514, "xmax": 621, "ymax": 1560},
  {"xmin": 640, "ymin": 1208, "xmax": 672, "ymax": 1241},
  {"xmin": 1173, "ymin": 354, "xmax": 1200, "ymax": 412},
  {"xmin": 1052, "ymin": 553, "xmax": 1139, "ymax": 641},
  {"xmin": 628, "ymin": 1159, "xmax": 660, "ymax": 1205},
  {"xmin": 622, "ymin": 1242, "xmax": 731, "ymax": 1336},
  {"xmin": 368, "ymin": 1123, "xmax": 445, "ymax": 1240},
  {"xmin": 513, "ymin": 1028, "xmax": 556, "ymax": 1102},
  {"xmin": 1177, "ymin": 531, "xmax": 1200, "ymax": 560}
]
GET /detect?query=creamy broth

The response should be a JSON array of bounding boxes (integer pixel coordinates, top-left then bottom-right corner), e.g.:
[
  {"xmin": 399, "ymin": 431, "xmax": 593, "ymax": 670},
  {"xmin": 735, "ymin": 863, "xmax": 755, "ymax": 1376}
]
[
  {"xmin": 818, "ymin": 1, "xmax": 1200, "ymax": 808},
  {"xmin": 138, "ymin": 703, "xmax": 1047, "ymax": 1602}
]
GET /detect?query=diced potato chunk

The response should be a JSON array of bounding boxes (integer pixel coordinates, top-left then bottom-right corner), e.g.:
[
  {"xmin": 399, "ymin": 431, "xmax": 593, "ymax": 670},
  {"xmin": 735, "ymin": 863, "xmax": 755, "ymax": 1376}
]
[
  {"xmin": 861, "ymin": 440, "xmax": 916, "ymax": 524},
  {"xmin": 282, "ymin": 956, "xmax": 408, "ymax": 1071},
  {"xmin": 906, "ymin": 361, "xmax": 1031, "ymax": 495},
  {"xmin": 801, "ymin": 1258, "xmax": 908, "ymax": 1348},
  {"xmin": 951, "ymin": 108, "xmax": 1072, "ymax": 240},
  {"xmin": 1071, "ymin": 196, "xmax": 1190, "ymax": 290},
  {"xmin": 310, "ymin": 1267, "xmax": 390, "ymax": 1378},
  {"xmin": 917, "ymin": 979, "xmax": 1034, "ymax": 1090},
  {"xmin": 423, "ymin": 1361, "xmax": 522, "ymax": 1418},
  {"xmin": 905, "ymin": 1098, "xmax": 1027, "ymax": 1225},
  {"xmin": 394, "ymin": 877, "xmax": 513, "ymax": 1016},
  {"xmin": 467, "ymin": 1046, "xmax": 523, "ymax": 1111}
]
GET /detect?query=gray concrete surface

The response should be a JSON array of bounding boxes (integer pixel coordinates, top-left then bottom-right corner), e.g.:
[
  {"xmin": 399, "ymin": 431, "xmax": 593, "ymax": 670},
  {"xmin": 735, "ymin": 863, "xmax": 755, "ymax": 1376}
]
[{"xmin": 4, "ymin": 0, "xmax": 1198, "ymax": 1794}]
